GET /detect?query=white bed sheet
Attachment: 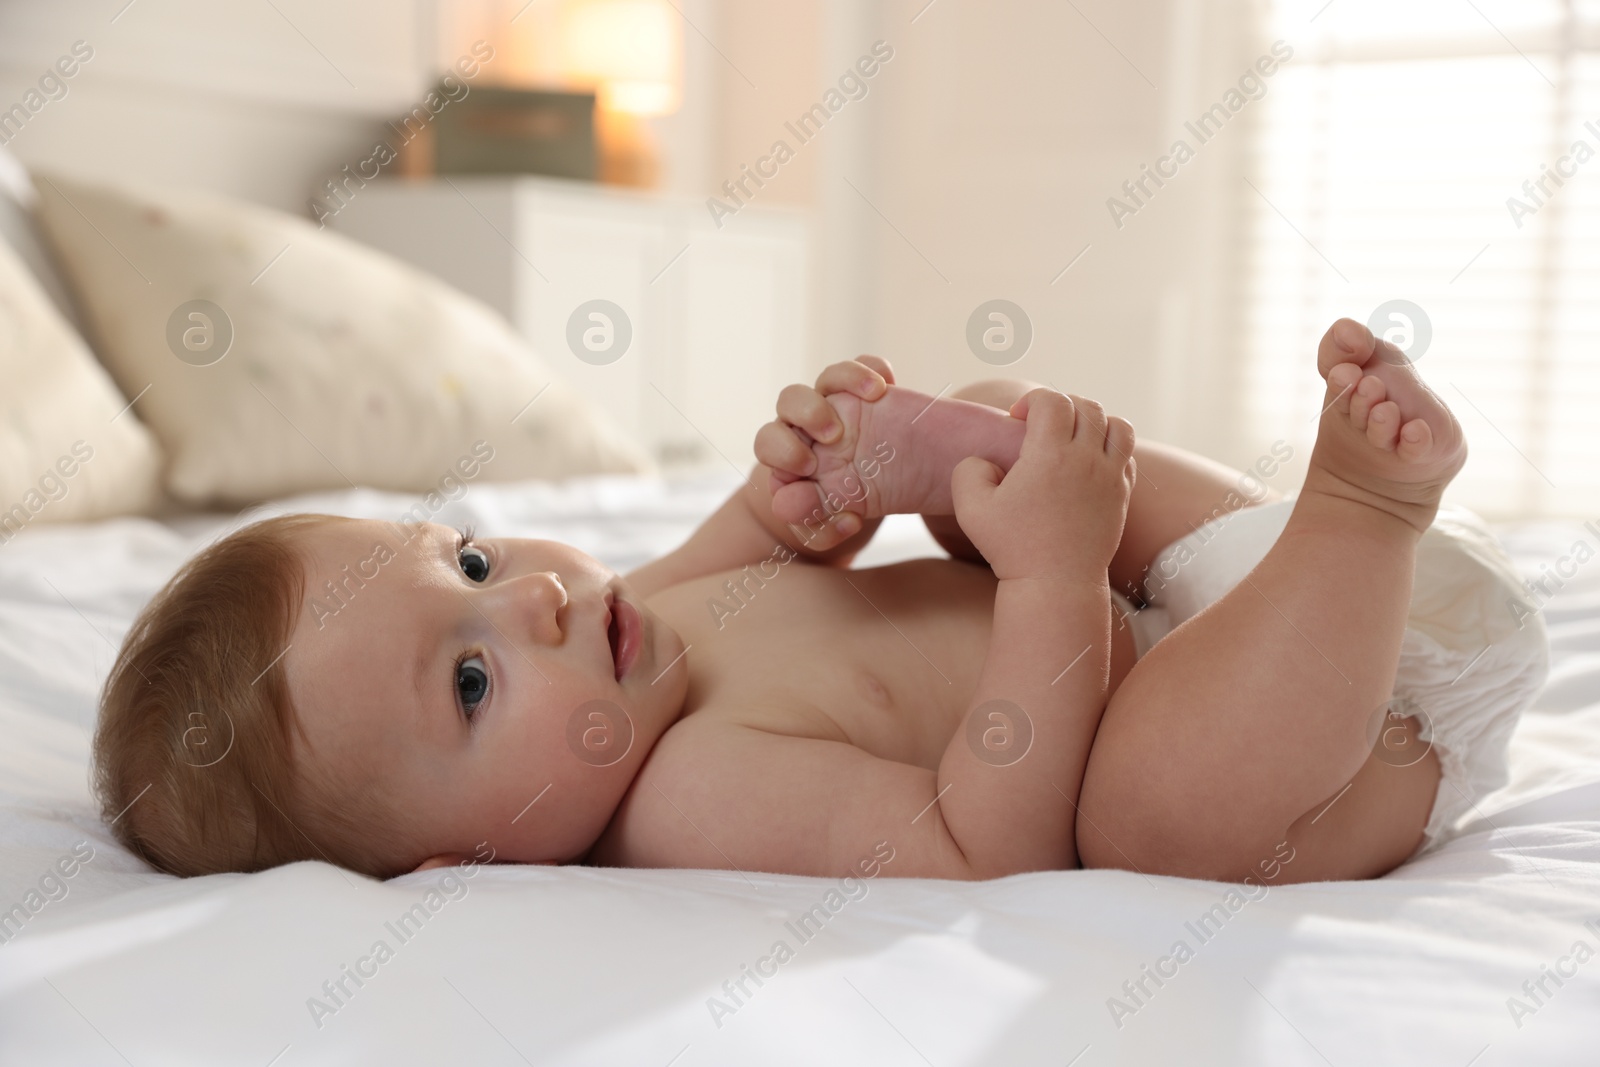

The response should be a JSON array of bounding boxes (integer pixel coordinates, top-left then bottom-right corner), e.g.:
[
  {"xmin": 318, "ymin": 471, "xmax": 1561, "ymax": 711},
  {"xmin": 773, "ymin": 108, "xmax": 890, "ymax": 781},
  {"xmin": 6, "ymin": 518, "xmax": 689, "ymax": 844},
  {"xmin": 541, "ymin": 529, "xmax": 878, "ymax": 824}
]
[{"xmin": 2, "ymin": 474, "xmax": 1598, "ymax": 1065}]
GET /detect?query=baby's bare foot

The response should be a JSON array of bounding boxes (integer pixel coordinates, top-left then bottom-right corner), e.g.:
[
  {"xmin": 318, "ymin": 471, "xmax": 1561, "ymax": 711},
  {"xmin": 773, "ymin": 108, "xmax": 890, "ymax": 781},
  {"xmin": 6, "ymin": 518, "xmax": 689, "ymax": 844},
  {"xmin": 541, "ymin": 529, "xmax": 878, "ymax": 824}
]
[
  {"xmin": 768, "ymin": 385, "xmax": 1026, "ymax": 530},
  {"xmin": 1305, "ymin": 318, "xmax": 1466, "ymax": 532}
]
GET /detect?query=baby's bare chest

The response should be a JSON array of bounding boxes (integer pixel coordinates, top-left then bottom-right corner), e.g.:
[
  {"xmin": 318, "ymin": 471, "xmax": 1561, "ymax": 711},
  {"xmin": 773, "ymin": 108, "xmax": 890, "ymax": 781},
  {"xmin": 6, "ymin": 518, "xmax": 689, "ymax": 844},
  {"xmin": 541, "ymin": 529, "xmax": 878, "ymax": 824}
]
[{"xmin": 647, "ymin": 559, "xmax": 998, "ymax": 767}]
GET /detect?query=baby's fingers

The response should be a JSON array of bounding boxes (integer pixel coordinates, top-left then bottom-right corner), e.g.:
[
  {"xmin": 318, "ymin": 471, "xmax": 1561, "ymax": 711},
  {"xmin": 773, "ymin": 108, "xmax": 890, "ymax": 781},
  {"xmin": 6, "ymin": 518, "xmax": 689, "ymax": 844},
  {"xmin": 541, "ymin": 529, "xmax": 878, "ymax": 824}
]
[
  {"xmin": 755, "ymin": 420, "xmax": 817, "ymax": 476},
  {"xmin": 775, "ymin": 384, "xmax": 842, "ymax": 445},
  {"xmin": 1008, "ymin": 386, "xmax": 1067, "ymax": 423},
  {"xmin": 772, "ymin": 482, "xmax": 859, "ymax": 548},
  {"xmin": 1012, "ymin": 390, "xmax": 1079, "ymax": 453},
  {"xmin": 771, "ymin": 479, "xmax": 826, "ymax": 525},
  {"xmin": 853, "ymin": 355, "xmax": 895, "ymax": 387},
  {"xmin": 951, "ymin": 455, "xmax": 1003, "ymax": 515},
  {"xmin": 813, "ymin": 358, "xmax": 891, "ymax": 402}
]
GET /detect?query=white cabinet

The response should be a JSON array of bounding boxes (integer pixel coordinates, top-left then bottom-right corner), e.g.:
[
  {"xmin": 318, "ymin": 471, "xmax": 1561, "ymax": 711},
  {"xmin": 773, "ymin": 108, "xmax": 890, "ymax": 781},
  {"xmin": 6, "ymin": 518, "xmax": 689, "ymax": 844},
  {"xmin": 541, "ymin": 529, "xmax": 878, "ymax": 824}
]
[{"xmin": 329, "ymin": 176, "xmax": 809, "ymax": 471}]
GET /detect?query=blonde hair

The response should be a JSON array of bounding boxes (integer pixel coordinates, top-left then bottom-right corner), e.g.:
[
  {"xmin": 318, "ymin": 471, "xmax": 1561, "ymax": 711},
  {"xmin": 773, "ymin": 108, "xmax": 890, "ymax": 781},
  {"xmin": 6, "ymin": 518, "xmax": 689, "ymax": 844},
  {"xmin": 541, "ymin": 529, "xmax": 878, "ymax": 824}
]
[{"xmin": 93, "ymin": 514, "xmax": 417, "ymax": 879}]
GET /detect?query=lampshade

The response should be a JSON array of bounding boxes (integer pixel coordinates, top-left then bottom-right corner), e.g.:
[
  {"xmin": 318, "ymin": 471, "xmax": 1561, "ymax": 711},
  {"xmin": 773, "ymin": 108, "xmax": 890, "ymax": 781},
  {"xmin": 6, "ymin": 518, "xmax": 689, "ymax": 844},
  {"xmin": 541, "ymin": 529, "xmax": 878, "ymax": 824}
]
[{"xmin": 561, "ymin": 0, "xmax": 683, "ymax": 116}]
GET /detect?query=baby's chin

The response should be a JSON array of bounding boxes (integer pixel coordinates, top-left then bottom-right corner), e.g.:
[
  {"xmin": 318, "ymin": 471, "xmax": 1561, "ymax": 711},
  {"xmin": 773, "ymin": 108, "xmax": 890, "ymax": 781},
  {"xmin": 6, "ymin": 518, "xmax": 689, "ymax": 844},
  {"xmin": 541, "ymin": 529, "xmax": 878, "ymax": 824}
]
[{"xmin": 637, "ymin": 602, "xmax": 689, "ymax": 702}]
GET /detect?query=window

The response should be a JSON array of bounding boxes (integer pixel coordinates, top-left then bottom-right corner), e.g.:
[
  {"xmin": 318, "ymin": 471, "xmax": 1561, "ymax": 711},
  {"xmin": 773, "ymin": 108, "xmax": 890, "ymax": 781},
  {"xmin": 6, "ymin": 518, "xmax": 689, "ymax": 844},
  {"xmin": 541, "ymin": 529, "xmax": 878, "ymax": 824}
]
[{"xmin": 1242, "ymin": 0, "xmax": 1600, "ymax": 518}]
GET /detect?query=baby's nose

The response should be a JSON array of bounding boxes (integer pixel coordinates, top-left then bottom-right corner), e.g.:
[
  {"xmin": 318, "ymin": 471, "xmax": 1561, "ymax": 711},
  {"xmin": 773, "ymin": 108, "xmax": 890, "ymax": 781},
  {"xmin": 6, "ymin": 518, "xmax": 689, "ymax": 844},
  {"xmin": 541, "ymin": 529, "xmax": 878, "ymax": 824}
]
[
  {"xmin": 500, "ymin": 570, "xmax": 567, "ymax": 643},
  {"xmin": 532, "ymin": 570, "xmax": 565, "ymax": 601}
]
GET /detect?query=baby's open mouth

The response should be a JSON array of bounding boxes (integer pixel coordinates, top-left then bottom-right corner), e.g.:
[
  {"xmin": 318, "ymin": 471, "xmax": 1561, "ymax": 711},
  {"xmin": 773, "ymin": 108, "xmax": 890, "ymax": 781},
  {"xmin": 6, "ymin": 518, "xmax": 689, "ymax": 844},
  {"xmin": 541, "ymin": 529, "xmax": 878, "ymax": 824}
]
[
  {"xmin": 607, "ymin": 609, "xmax": 621, "ymax": 671},
  {"xmin": 605, "ymin": 593, "xmax": 642, "ymax": 681}
]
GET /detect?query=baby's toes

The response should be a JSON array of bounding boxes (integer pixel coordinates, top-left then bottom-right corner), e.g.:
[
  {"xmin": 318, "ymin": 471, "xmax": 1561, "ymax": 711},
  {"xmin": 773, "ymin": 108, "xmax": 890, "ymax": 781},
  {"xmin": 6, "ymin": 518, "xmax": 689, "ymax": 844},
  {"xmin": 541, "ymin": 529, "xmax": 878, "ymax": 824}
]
[
  {"xmin": 1318, "ymin": 318, "xmax": 1378, "ymax": 378},
  {"xmin": 1326, "ymin": 363, "xmax": 1363, "ymax": 415},
  {"xmin": 1395, "ymin": 418, "xmax": 1435, "ymax": 464},
  {"xmin": 1366, "ymin": 401, "xmax": 1402, "ymax": 451},
  {"xmin": 1348, "ymin": 374, "xmax": 1388, "ymax": 431}
]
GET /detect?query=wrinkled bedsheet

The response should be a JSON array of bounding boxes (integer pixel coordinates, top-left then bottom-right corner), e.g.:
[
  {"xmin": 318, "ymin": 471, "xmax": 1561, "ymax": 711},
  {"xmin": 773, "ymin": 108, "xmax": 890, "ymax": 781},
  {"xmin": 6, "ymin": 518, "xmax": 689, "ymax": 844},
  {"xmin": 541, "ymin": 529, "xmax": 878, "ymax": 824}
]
[{"xmin": 2, "ymin": 474, "xmax": 1596, "ymax": 1065}]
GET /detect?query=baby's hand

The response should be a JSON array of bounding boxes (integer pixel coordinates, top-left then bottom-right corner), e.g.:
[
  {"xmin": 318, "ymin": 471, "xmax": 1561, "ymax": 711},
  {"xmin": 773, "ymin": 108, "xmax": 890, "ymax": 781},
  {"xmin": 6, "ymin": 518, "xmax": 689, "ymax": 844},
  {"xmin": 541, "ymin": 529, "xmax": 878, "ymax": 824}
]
[
  {"xmin": 759, "ymin": 358, "xmax": 894, "ymax": 494},
  {"xmin": 950, "ymin": 389, "xmax": 1135, "ymax": 582},
  {"xmin": 755, "ymin": 357, "xmax": 903, "ymax": 548}
]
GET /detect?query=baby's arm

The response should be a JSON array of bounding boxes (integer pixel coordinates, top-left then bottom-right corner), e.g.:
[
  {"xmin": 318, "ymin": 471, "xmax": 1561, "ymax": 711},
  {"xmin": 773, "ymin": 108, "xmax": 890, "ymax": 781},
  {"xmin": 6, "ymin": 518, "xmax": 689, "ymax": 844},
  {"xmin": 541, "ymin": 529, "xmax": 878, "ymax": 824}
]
[
  {"xmin": 624, "ymin": 472, "xmax": 879, "ymax": 598},
  {"xmin": 936, "ymin": 390, "xmax": 1135, "ymax": 873}
]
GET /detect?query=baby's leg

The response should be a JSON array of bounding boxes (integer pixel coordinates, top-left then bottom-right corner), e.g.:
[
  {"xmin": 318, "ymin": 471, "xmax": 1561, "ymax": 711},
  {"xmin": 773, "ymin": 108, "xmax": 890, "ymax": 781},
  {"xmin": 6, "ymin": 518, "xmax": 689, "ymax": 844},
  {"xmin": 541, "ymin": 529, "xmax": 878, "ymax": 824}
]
[
  {"xmin": 1075, "ymin": 319, "xmax": 1466, "ymax": 883},
  {"xmin": 922, "ymin": 380, "xmax": 1282, "ymax": 598}
]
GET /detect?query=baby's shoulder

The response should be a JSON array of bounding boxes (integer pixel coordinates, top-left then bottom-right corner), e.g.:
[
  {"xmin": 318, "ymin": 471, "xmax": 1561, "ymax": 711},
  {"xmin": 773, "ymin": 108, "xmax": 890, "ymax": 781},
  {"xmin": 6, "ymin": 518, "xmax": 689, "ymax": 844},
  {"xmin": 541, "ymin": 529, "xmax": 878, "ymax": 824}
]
[{"xmin": 592, "ymin": 711, "xmax": 839, "ymax": 869}]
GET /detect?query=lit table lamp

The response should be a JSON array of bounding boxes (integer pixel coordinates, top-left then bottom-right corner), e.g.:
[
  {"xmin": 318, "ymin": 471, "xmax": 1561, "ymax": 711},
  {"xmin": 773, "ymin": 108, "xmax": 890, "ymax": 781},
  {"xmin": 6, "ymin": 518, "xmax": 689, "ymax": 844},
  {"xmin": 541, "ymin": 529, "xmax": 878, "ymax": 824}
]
[{"xmin": 561, "ymin": 0, "xmax": 683, "ymax": 186}]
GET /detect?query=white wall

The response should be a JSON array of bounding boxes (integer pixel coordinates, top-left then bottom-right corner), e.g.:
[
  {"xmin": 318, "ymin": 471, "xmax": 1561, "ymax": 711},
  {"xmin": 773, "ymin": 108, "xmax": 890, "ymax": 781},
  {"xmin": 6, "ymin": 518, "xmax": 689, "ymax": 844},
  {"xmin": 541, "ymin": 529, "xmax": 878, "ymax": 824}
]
[
  {"xmin": 855, "ymin": 0, "xmax": 1263, "ymax": 465},
  {"xmin": 706, "ymin": 0, "xmax": 1262, "ymax": 465}
]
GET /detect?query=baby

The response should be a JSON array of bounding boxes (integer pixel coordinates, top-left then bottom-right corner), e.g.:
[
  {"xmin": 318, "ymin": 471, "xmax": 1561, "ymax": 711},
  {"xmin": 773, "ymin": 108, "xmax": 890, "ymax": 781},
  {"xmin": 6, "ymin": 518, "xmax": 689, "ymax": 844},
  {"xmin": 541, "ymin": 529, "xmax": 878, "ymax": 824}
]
[{"xmin": 93, "ymin": 319, "xmax": 1548, "ymax": 885}]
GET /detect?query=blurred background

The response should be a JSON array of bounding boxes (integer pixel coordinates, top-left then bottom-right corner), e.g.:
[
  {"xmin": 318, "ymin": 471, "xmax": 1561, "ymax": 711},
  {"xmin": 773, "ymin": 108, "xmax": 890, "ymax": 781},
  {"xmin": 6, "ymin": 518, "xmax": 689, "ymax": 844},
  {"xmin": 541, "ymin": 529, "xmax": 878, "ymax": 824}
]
[{"xmin": 2, "ymin": 0, "xmax": 1595, "ymax": 518}]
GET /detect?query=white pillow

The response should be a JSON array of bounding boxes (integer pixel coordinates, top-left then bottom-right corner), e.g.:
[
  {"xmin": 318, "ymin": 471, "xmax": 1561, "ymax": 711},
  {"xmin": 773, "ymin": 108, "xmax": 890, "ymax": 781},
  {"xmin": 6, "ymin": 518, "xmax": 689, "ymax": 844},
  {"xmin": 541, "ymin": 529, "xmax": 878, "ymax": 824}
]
[
  {"xmin": 0, "ymin": 232, "xmax": 162, "ymax": 529},
  {"xmin": 31, "ymin": 173, "xmax": 651, "ymax": 505}
]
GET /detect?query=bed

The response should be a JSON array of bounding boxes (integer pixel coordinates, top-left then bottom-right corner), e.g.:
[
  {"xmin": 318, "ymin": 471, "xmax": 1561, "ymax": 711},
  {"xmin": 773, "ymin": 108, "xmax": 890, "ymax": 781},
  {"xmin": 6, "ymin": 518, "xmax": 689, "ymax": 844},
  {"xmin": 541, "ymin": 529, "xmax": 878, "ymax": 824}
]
[{"xmin": 2, "ymin": 472, "xmax": 1598, "ymax": 1065}]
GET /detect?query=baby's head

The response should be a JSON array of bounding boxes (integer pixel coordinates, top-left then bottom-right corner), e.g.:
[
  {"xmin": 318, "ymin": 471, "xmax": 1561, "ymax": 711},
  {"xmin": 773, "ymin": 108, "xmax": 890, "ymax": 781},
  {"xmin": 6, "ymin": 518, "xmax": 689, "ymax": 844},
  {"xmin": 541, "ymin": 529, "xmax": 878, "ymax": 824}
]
[{"xmin": 93, "ymin": 514, "xmax": 687, "ymax": 879}]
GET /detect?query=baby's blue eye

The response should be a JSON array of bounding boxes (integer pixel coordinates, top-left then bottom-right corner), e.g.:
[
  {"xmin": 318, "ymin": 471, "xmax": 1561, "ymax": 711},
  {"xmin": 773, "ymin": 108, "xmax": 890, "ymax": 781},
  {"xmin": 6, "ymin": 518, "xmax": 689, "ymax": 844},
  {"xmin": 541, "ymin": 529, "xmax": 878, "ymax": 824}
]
[
  {"xmin": 459, "ymin": 544, "xmax": 490, "ymax": 582},
  {"xmin": 457, "ymin": 655, "xmax": 489, "ymax": 714}
]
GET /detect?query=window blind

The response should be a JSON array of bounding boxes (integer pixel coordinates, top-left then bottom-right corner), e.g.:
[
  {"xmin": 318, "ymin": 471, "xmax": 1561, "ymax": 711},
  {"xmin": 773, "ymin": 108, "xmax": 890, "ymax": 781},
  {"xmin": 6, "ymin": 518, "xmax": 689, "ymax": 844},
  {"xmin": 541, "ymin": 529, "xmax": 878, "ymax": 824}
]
[{"xmin": 1241, "ymin": 0, "xmax": 1600, "ymax": 518}]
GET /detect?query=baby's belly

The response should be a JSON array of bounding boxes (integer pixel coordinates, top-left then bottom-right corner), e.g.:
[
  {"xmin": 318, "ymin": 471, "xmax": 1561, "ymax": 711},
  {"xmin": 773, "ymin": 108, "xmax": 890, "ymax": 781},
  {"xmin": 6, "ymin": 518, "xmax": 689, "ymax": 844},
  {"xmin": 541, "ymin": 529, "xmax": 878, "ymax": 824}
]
[{"xmin": 648, "ymin": 559, "xmax": 1136, "ymax": 770}]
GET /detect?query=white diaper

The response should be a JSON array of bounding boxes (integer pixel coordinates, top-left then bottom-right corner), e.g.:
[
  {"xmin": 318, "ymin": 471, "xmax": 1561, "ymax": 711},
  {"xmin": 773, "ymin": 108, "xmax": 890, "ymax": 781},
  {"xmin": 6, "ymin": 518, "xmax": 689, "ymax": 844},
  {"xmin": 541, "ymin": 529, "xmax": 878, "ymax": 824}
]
[{"xmin": 1112, "ymin": 499, "xmax": 1550, "ymax": 857}]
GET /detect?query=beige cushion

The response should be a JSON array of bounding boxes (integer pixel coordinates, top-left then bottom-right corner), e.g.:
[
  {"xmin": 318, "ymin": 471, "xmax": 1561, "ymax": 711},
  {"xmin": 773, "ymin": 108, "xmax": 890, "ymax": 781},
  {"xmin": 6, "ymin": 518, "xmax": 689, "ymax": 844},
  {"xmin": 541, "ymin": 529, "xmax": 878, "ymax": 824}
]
[
  {"xmin": 31, "ymin": 173, "xmax": 650, "ymax": 506},
  {"xmin": 0, "ymin": 231, "xmax": 162, "ymax": 530}
]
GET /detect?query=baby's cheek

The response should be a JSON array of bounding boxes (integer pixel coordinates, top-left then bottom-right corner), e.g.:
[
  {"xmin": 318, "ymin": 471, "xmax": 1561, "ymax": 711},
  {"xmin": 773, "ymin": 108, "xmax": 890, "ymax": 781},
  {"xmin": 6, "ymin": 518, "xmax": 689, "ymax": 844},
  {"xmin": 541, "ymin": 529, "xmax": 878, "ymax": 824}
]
[{"xmin": 562, "ymin": 696, "xmax": 635, "ymax": 769}]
